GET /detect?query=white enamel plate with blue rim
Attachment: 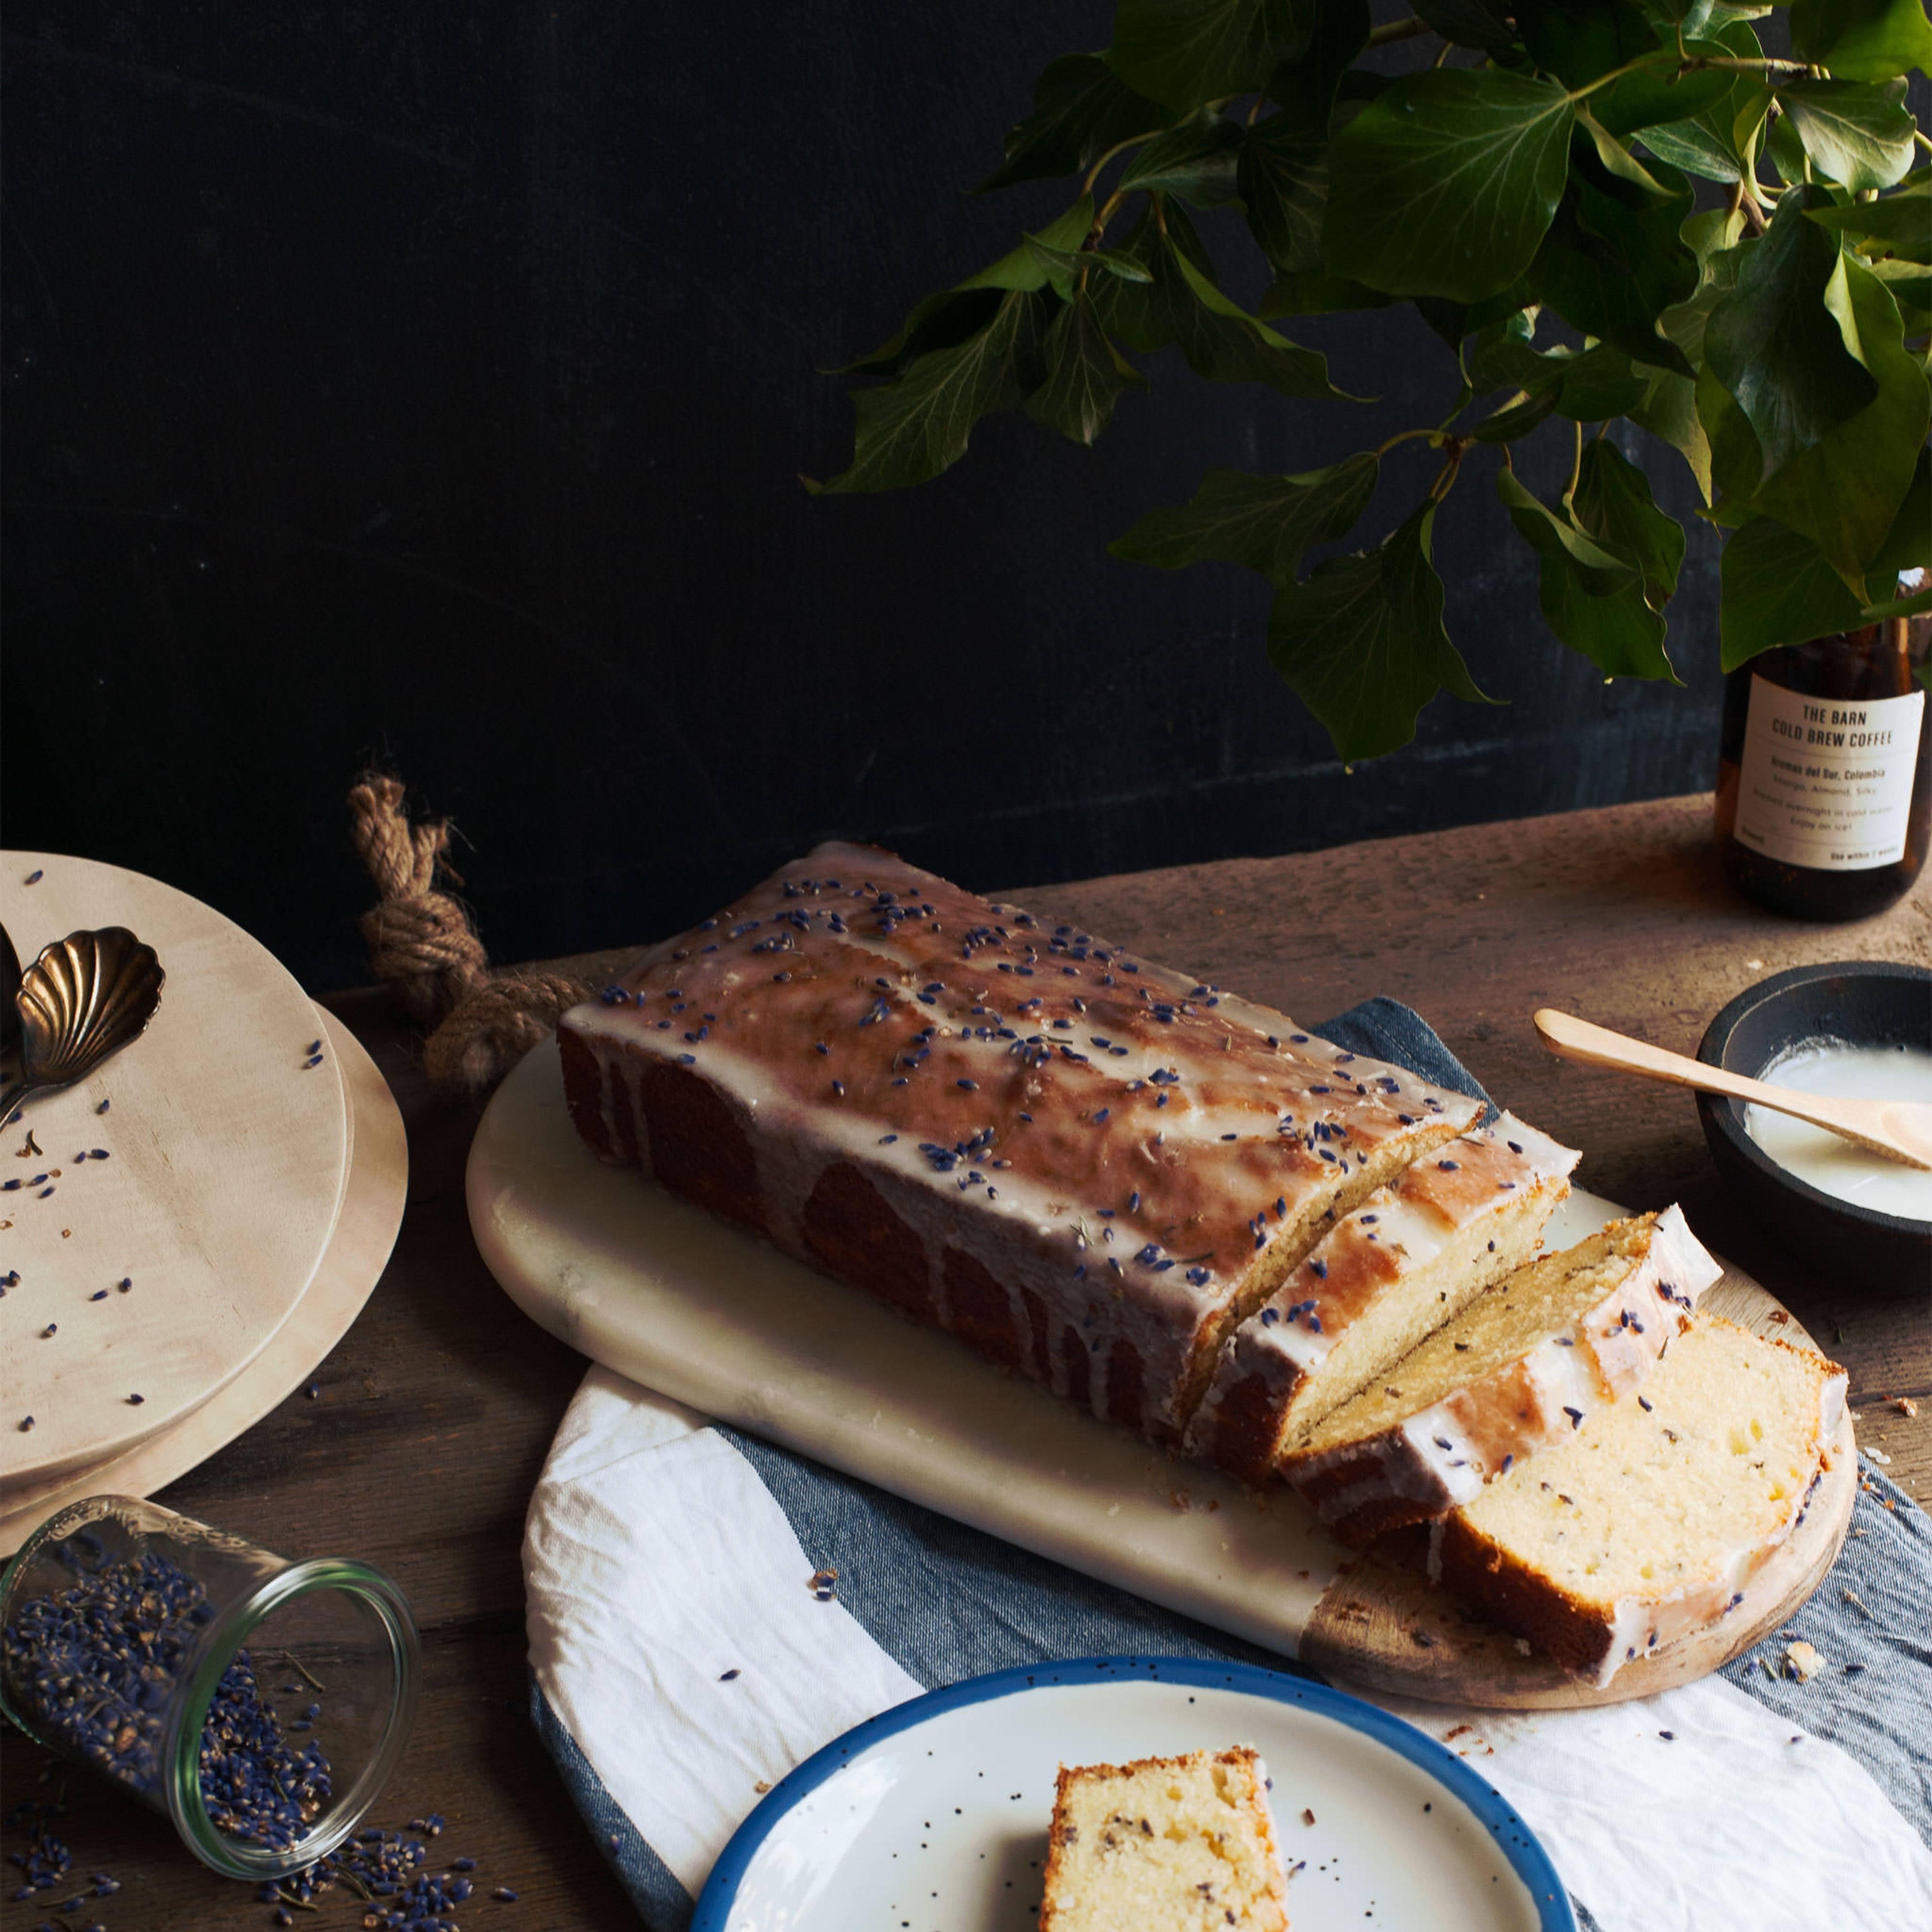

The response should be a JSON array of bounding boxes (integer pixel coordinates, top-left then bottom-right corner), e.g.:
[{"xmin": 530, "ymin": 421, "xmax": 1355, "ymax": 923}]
[{"xmin": 693, "ymin": 1656, "xmax": 1575, "ymax": 1932}]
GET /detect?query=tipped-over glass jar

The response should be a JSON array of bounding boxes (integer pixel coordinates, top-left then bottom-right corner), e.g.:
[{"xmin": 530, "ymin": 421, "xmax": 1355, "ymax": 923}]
[{"xmin": 0, "ymin": 1496, "xmax": 420, "ymax": 1880}]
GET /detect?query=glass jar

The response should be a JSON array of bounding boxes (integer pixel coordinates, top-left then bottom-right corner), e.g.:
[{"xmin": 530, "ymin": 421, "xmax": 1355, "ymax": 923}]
[
  {"xmin": 1715, "ymin": 588, "xmax": 1931, "ymax": 920},
  {"xmin": 0, "ymin": 1495, "xmax": 420, "ymax": 1880}
]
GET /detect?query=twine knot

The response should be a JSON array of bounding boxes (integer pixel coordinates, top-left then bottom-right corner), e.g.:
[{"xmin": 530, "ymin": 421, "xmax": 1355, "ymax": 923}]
[{"xmin": 348, "ymin": 774, "xmax": 590, "ymax": 1096}]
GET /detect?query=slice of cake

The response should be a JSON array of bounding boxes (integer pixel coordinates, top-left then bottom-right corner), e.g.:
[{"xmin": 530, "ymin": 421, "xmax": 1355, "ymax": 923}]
[
  {"xmin": 1183, "ymin": 1115, "xmax": 1579, "ymax": 1485},
  {"xmin": 1038, "ymin": 1746, "xmax": 1289, "ymax": 1930},
  {"xmin": 1430, "ymin": 1315, "xmax": 1847, "ymax": 1685},
  {"xmin": 558, "ymin": 842, "xmax": 1484, "ymax": 1445},
  {"xmin": 1281, "ymin": 1206, "xmax": 1721, "ymax": 1545}
]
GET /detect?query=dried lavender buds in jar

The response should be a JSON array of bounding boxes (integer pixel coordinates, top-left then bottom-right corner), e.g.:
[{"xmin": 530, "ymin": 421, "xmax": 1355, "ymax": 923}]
[
  {"xmin": 3, "ymin": 1545, "xmax": 332, "ymax": 1849},
  {"xmin": 0, "ymin": 1497, "xmax": 420, "ymax": 1881}
]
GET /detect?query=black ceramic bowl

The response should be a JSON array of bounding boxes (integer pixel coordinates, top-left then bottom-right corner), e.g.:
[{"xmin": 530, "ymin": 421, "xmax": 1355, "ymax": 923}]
[{"xmin": 1697, "ymin": 961, "xmax": 1931, "ymax": 1296}]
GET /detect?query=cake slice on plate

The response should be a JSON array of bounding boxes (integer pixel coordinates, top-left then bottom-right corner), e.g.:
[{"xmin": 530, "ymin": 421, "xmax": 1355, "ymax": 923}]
[
  {"xmin": 1281, "ymin": 1206, "xmax": 1720, "ymax": 1544},
  {"xmin": 1430, "ymin": 1314, "xmax": 1847, "ymax": 1685},
  {"xmin": 1039, "ymin": 1745, "xmax": 1289, "ymax": 1930},
  {"xmin": 1183, "ymin": 1115, "xmax": 1579, "ymax": 1484}
]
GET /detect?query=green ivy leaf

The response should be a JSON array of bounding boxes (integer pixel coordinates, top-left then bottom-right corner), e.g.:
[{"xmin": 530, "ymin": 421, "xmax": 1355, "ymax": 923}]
[
  {"xmin": 806, "ymin": 290, "xmax": 1028, "ymax": 495},
  {"xmin": 1869, "ymin": 445, "xmax": 1932, "ymax": 586},
  {"xmin": 1118, "ymin": 113, "xmax": 1247, "ymax": 205},
  {"xmin": 1708, "ymin": 259, "xmax": 1930, "ymax": 578},
  {"xmin": 977, "ymin": 53, "xmax": 1169, "ymax": 193},
  {"xmin": 1806, "ymin": 176, "xmax": 1932, "ymax": 265},
  {"xmin": 1575, "ymin": 106, "xmax": 1678, "ymax": 198},
  {"xmin": 1238, "ymin": 115, "xmax": 1328, "ymax": 272},
  {"xmin": 1467, "ymin": 318, "xmax": 1649, "ymax": 421},
  {"xmin": 1527, "ymin": 138, "xmax": 1699, "ymax": 374},
  {"xmin": 1258, "ymin": 266, "xmax": 1400, "ymax": 316},
  {"xmin": 1865, "ymin": 586, "xmax": 1932, "ymax": 632},
  {"xmin": 1095, "ymin": 205, "xmax": 1349, "ymax": 398},
  {"xmin": 1515, "ymin": 0, "xmax": 1658, "ymax": 90},
  {"xmin": 1108, "ymin": 0, "xmax": 1311, "ymax": 113},
  {"xmin": 1571, "ymin": 438, "xmax": 1686, "ymax": 608},
  {"xmin": 1024, "ymin": 236, "xmax": 1157, "ymax": 286},
  {"xmin": 1167, "ymin": 247, "xmax": 1350, "ymax": 397},
  {"xmin": 1472, "ymin": 385, "xmax": 1566, "ymax": 442},
  {"xmin": 1322, "ymin": 69, "xmax": 1574, "ymax": 302},
  {"xmin": 956, "ymin": 199, "xmax": 1100, "ymax": 295},
  {"xmin": 1410, "ymin": 0, "xmax": 1522, "ymax": 50},
  {"xmin": 1109, "ymin": 452, "xmax": 1379, "ymax": 583},
  {"xmin": 1790, "ymin": 0, "xmax": 1932, "ymax": 84},
  {"xmin": 1498, "ymin": 469, "xmax": 1678, "ymax": 678},
  {"xmin": 1630, "ymin": 366, "xmax": 1714, "ymax": 502},
  {"xmin": 1590, "ymin": 63, "xmax": 1736, "ymax": 138},
  {"xmin": 1024, "ymin": 288, "xmax": 1148, "ymax": 445},
  {"xmin": 1704, "ymin": 186, "xmax": 1879, "ymax": 485},
  {"xmin": 1263, "ymin": 0, "xmax": 1368, "ymax": 126},
  {"xmin": 837, "ymin": 290, "xmax": 1008, "ymax": 379},
  {"xmin": 1719, "ymin": 515, "xmax": 1868, "ymax": 668},
  {"xmin": 1778, "ymin": 79, "xmax": 1917, "ymax": 192},
  {"xmin": 1629, "ymin": 20, "xmax": 1769, "ymax": 183},
  {"xmin": 1266, "ymin": 502, "xmax": 1494, "ymax": 761}
]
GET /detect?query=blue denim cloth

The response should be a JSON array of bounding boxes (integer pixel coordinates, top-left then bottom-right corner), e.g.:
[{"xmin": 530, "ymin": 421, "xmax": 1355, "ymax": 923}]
[{"xmin": 528, "ymin": 1000, "xmax": 1931, "ymax": 1928}]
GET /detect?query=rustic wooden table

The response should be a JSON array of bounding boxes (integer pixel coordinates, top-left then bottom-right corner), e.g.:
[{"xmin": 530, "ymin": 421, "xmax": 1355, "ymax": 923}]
[{"xmin": 5, "ymin": 794, "xmax": 1926, "ymax": 1928}]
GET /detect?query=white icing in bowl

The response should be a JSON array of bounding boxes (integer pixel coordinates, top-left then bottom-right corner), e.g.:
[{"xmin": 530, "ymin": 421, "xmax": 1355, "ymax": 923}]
[{"xmin": 1743, "ymin": 1041, "xmax": 1932, "ymax": 1225}]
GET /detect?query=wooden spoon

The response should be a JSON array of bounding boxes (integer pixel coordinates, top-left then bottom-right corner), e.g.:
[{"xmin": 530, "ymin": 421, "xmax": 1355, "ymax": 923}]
[{"xmin": 1534, "ymin": 1008, "xmax": 1932, "ymax": 1172}]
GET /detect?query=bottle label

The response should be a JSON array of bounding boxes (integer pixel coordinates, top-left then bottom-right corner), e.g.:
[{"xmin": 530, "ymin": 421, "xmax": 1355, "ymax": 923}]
[{"xmin": 1733, "ymin": 674, "xmax": 1925, "ymax": 870}]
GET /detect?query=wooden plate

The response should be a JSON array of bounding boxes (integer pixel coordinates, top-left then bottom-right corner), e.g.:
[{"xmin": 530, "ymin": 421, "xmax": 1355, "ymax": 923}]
[
  {"xmin": 0, "ymin": 1005, "xmax": 407, "ymax": 1554},
  {"xmin": 1, "ymin": 852, "xmax": 350, "ymax": 1485},
  {"xmin": 468, "ymin": 1041, "xmax": 1853, "ymax": 1710}
]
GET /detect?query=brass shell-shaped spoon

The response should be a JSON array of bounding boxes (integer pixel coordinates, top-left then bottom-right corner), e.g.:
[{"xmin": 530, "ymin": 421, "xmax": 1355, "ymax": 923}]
[{"xmin": 0, "ymin": 927, "xmax": 166, "ymax": 1119}]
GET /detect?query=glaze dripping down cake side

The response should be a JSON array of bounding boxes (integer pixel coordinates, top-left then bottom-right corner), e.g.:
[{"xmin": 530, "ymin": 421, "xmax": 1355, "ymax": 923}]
[{"xmin": 557, "ymin": 841, "xmax": 1483, "ymax": 1444}]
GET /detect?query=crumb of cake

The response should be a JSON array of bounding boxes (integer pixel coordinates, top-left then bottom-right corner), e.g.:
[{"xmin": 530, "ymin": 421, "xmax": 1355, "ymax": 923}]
[{"xmin": 1784, "ymin": 1640, "xmax": 1824, "ymax": 1681}]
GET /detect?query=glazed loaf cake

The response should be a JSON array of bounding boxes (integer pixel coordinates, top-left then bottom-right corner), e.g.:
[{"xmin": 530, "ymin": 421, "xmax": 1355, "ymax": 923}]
[
  {"xmin": 1183, "ymin": 1115, "xmax": 1580, "ymax": 1486},
  {"xmin": 557, "ymin": 842, "xmax": 1482, "ymax": 1445},
  {"xmin": 1281, "ymin": 1206, "xmax": 1720, "ymax": 1545},
  {"xmin": 1039, "ymin": 1747, "xmax": 1289, "ymax": 1931},
  {"xmin": 1430, "ymin": 1315, "xmax": 1847, "ymax": 1685}
]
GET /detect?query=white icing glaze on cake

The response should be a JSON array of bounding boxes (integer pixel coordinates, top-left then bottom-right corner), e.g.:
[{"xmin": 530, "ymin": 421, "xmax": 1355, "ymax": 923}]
[{"xmin": 557, "ymin": 842, "xmax": 1483, "ymax": 1440}]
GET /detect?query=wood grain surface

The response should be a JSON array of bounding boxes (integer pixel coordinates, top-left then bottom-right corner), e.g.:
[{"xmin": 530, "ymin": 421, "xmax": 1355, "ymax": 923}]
[
  {"xmin": 0, "ymin": 852, "xmax": 351, "ymax": 1485},
  {"xmin": 2, "ymin": 795, "xmax": 1924, "ymax": 1932},
  {"xmin": 0, "ymin": 1005, "xmax": 407, "ymax": 1549}
]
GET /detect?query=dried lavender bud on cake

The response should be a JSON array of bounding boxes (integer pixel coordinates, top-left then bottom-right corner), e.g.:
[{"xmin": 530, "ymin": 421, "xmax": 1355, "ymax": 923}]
[{"xmin": 558, "ymin": 842, "xmax": 1482, "ymax": 1445}]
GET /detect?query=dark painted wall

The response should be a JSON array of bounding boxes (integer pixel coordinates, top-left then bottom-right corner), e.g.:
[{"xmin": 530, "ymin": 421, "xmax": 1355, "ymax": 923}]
[{"xmin": 2, "ymin": 4, "xmax": 1723, "ymax": 990}]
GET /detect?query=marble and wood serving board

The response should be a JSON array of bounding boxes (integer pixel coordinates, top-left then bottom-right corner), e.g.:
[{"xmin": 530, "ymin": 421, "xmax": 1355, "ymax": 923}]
[
  {"xmin": 468, "ymin": 1040, "xmax": 1854, "ymax": 1711},
  {"xmin": 0, "ymin": 853, "xmax": 351, "ymax": 1486},
  {"xmin": 0, "ymin": 1004, "xmax": 408, "ymax": 1554}
]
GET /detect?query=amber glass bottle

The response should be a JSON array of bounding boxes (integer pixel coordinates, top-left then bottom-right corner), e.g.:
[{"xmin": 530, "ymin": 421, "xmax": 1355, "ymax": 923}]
[{"xmin": 1715, "ymin": 580, "xmax": 1931, "ymax": 920}]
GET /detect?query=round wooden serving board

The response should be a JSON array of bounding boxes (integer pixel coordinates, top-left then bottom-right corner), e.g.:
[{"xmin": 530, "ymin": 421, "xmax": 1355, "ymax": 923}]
[
  {"xmin": 0, "ymin": 1005, "xmax": 408, "ymax": 1554},
  {"xmin": 1, "ymin": 853, "xmax": 350, "ymax": 1485},
  {"xmin": 470, "ymin": 1040, "xmax": 1855, "ymax": 1712}
]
